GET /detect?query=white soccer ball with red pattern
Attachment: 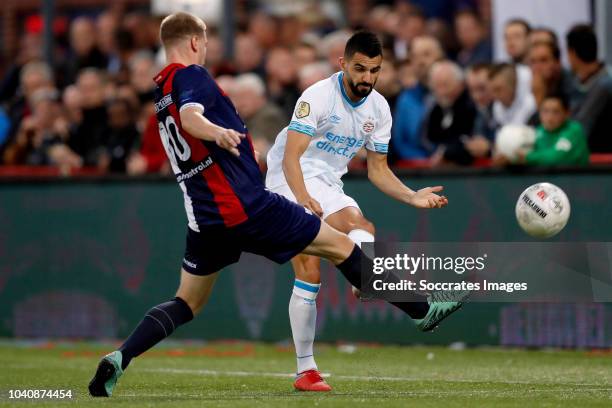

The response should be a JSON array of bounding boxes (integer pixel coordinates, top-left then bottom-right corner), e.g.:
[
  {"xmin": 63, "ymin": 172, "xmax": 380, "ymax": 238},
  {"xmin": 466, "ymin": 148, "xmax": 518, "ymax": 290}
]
[{"xmin": 515, "ymin": 183, "xmax": 571, "ymax": 238}]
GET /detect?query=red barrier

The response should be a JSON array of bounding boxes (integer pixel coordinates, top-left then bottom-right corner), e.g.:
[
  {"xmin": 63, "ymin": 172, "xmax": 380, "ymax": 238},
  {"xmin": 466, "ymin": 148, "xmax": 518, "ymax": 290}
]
[
  {"xmin": 0, "ymin": 166, "xmax": 104, "ymax": 178},
  {"xmin": 0, "ymin": 154, "xmax": 610, "ymax": 178},
  {"xmin": 589, "ymin": 154, "xmax": 612, "ymax": 164}
]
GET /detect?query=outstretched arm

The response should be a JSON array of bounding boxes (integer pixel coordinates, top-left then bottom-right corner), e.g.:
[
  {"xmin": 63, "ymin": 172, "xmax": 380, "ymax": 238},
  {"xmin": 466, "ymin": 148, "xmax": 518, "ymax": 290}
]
[{"xmin": 366, "ymin": 149, "xmax": 448, "ymax": 209}]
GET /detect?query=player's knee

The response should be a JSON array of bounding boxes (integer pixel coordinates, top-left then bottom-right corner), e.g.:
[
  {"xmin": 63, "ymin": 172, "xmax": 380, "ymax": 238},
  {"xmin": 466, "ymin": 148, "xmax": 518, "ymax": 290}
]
[
  {"xmin": 184, "ymin": 296, "xmax": 207, "ymax": 316},
  {"xmin": 296, "ymin": 267, "xmax": 321, "ymax": 284},
  {"xmin": 175, "ymin": 288, "xmax": 208, "ymax": 316},
  {"xmin": 362, "ymin": 219, "xmax": 376, "ymax": 235},
  {"xmin": 175, "ymin": 270, "xmax": 218, "ymax": 316},
  {"xmin": 306, "ymin": 222, "xmax": 355, "ymax": 264},
  {"xmin": 330, "ymin": 234, "xmax": 357, "ymax": 264},
  {"xmin": 293, "ymin": 256, "xmax": 321, "ymax": 284},
  {"xmin": 347, "ymin": 216, "xmax": 375, "ymax": 235}
]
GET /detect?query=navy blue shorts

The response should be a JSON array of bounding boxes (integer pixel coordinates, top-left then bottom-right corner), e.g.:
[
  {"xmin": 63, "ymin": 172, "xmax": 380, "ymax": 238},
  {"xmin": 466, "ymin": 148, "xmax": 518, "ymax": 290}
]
[{"xmin": 182, "ymin": 192, "xmax": 322, "ymax": 276}]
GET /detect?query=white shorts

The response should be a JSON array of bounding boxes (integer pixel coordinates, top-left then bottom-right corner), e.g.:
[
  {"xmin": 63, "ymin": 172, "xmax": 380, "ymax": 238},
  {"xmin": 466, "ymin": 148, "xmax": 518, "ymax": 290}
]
[{"xmin": 269, "ymin": 176, "xmax": 360, "ymax": 220}]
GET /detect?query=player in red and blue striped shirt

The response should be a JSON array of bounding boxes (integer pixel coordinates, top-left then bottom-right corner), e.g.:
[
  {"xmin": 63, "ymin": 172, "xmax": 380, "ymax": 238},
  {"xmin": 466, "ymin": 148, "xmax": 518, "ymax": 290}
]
[{"xmin": 153, "ymin": 62, "xmax": 266, "ymax": 230}]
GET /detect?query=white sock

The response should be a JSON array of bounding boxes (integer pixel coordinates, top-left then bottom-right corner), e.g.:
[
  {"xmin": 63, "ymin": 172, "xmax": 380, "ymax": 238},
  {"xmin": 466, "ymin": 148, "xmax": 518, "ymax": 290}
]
[
  {"xmin": 347, "ymin": 229, "xmax": 374, "ymax": 247},
  {"xmin": 348, "ymin": 229, "xmax": 375, "ymax": 296},
  {"xmin": 289, "ymin": 278, "xmax": 320, "ymax": 374}
]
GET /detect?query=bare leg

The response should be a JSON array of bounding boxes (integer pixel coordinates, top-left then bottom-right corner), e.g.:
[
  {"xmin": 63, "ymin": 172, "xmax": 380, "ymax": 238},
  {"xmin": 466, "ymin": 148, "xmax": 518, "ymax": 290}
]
[
  {"xmin": 325, "ymin": 206, "xmax": 375, "ymax": 237},
  {"xmin": 90, "ymin": 268, "xmax": 222, "ymax": 397},
  {"xmin": 302, "ymin": 221, "xmax": 355, "ymax": 264},
  {"xmin": 175, "ymin": 269, "xmax": 219, "ymax": 315},
  {"xmin": 118, "ymin": 269, "xmax": 219, "ymax": 369},
  {"xmin": 288, "ymin": 210, "xmax": 373, "ymax": 381},
  {"xmin": 292, "ymin": 254, "xmax": 321, "ymax": 284}
]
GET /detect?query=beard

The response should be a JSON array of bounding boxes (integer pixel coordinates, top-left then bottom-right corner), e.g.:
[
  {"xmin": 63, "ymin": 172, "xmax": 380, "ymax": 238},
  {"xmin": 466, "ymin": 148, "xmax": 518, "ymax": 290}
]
[{"xmin": 347, "ymin": 77, "xmax": 375, "ymax": 98}]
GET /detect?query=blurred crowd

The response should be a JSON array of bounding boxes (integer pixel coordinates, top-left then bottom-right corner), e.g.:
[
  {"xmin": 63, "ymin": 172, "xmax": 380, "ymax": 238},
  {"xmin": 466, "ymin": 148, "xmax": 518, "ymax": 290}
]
[{"xmin": 0, "ymin": 0, "xmax": 611, "ymax": 176}]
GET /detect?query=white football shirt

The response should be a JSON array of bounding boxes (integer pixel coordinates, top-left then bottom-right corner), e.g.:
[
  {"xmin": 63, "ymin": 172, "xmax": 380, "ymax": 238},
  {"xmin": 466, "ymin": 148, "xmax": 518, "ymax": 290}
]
[{"xmin": 266, "ymin": 72, "xmax": 392, "ymax": 189}]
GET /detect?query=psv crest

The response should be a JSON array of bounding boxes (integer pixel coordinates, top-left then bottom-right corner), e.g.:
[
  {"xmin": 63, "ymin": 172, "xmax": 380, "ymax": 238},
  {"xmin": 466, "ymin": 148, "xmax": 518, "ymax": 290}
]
[
  {"xmin": 295, "ymin": 101, "xmax": 310, "ymax": 118},
  {"xmin": 362, "ymin": 119, "xmax": 375, "ymax": 133}
]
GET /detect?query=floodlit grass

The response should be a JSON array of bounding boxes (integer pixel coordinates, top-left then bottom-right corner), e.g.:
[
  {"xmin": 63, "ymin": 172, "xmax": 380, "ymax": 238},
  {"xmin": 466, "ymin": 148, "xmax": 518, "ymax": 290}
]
[{"xmin": 1, "ymin": 340, "xmax": 611, "ymax": 407}]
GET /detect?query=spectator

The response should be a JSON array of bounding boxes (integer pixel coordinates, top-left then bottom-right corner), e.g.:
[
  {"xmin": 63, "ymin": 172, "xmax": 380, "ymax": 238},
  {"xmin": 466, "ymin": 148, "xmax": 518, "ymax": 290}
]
[
  {"xmin": 230, "ymin": 74, "xmax": 286, "ymax": 158},
  {"xmin": 19, "ymin": 62, "xmax": 55, "ymax": 103},
  {"xmin": 100, "ymin": 98, "xmax": 140, "ymax": 172},
  {"xmin": 378, "ymin": 6, "xmax": 401, "ymax": 40},
  {"xmin": 129, "ymin": 51, "xmax": 158, "ymax": 104},
  {"xmin": 0, "ymin": 33, "xmax": 42, "ymax": 105},
  {"xmin": 1, "ymin": 61, "xmax": 55, "ymax": 156},
  {"xmin": 126, "ymin": 113, "xmax": 168, "ymax": 175},
  {"xmin": 115, "ymin": 85, "xmax": 140, "ymax": 111},
  {"xmin": 3, "ymin": 88, "xmax": 78, "ymax": 168},
  {"xmin": 320, "ymin": 30, "xmax": 353, "ymax": 71},
  {"xmin": 62, "ymin": 85, "xmax": 82, "ymax": 130},
  {"xmin": 248, "ymin": 11, "xmax": 280, "ymax": 50},
  {"xmin": 393, "ymin": 8, "xmax": 427, "ymax": 60},
  {"xmin": 0, "ymin": 106, "xmax": 9, "ymax": 150},
  {"xmin": 112, "ymin": 28, "xmax": 137, "ymax": 84},
  {"xmin": 528, "ymin": 71, "xmax": 547, "ymax": 127},
  {"xmin": 410, "ymin": 0, "xmax": 479, "ymax": 23},
  {"xmin": 2, "ymin": 6, "xmax": 609, "ymax": 174},
  {"xmin": 489, "ymin": 63, "xmax": 536, "ymax": 126},
  {"xmin": 527, "ymin": 41, "xmax": 573, "ymax": 99},
  {"xmin": 515, "ymin": 94, "xmax": 589, "ymax": 166},
  {"xmin": 391, "ymin": 36, "xmax": 444, "ymax": 160},
  {"xmin": 464, "ymin": 63, "xmax": 496, "ymax": 158},
  {"xmin": 454, "ymin": 9, "xmax": 492, "ymax": 67},
  {"xmin": 504, "ymin": 19, "xmax": 531, "ymax": 64},
  {"xmin": 234, "ymin": 34, "xmax": 266, "ymax": 77},
  {"xmin": 396, "ymin": 58, "xmax": 417, "ymax": 89},
  {"xmin": 123, "ymin": 12, "xmax": 155, "ymax": 52},
  {"xmin": 97, "ymin": 11, "xmax": 120, "ymax": 71},
  {"xmin": 374, "ymin": 60, "xmax": 402, "ymax": 114},
  {"xmin": 66, "ymin": 68, "xmax": 109, "ymax": 166},
  {"xmin": 426, "ymin": 18, "xmax": 457, "ymax": 58},
  {"xmin": 366, "ymin": 5, "xmax": 394, "ymax": 35},
  {"xmin": 566, "ymin": 24, "xmax": 612, "ymax": 153},
  {"xmin": 344, "ymin": 0, "xmax": 370, "ymax": 28},
  {"xmin": 278, "ymin": 15, "xmax": 304, "ymax": 48},
  {"xmin": 61, "ymin": 17, "xmax": 108, "ymax": 86},
  {"xmin": 145, "ymin": 16, "xmax": 163, "ymax": 54},
  {"xmin": 422, "ymin": 60, "xmax": 477, "ymax": 165},
  {"xmin": 265, "ymin": 47, "xmax": 299, "ymax": 119},
  {"xmin": 297, "ymin": 62, "xmax": 333, "ymax": 93},
  {"xmin": 204, "ymin": 33, "xmax": 228, "ymax": 76},
  {"xmin": 292, "ymin": 42, "xmax": 318, "ymax": 69},
  {"xmin": 529, "ymin": 27, "xmax": 558, "ymax": 47}
]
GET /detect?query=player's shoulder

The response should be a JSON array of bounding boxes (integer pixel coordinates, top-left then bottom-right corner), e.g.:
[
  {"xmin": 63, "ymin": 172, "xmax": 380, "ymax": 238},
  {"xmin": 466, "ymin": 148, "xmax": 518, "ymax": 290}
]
[
  {"xmin": 369, "ymin": 89, "xmax": 388, "ymax": 105},
  {"xmin": 368, "ymin": 89, "xmax": 392, "ymax": 117},
  {"xmin": 174, "ymin": 64, "xmax": 212, "ymax": 84},
  {"xmin": 301, "ymin": 73, "xmax": 336, "ymax": 99}
]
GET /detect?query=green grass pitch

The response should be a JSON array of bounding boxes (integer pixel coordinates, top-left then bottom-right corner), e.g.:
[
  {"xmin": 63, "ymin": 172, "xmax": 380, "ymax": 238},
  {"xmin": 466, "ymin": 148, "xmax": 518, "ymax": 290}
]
[{"xmin": 1, "ymin": 340, "xmax": 611, "ymax": 407}]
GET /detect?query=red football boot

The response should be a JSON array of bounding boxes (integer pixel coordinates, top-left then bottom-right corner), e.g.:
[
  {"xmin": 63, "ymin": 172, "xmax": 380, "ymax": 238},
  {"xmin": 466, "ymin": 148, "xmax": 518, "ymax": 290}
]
[{"xmin": 293, "ymin": 369, "xmax": 332, "ymax": 392}]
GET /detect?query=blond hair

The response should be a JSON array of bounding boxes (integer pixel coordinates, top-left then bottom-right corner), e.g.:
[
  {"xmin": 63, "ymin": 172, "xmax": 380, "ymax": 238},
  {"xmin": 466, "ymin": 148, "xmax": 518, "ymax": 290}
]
[{"xmin": 159, "ymin": 12, "xmax": 206, "ymax": 48}]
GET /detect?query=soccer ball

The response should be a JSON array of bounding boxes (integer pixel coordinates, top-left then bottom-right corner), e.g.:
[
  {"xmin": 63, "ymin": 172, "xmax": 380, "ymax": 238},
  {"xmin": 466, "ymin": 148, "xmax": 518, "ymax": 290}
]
[
  {"xmin": 495, "ymin": 125, "xmax": 536, "ymax": 161},
  {"xmin": 515, "ymin": 183, "xmax": 570, "ymax": 238}
]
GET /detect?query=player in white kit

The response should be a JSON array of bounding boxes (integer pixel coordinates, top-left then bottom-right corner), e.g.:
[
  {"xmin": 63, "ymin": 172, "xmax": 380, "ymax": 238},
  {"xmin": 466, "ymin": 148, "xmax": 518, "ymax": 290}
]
[{"xmin": 266, "ymin": 31, "xmax": 449, "ymax": 391}]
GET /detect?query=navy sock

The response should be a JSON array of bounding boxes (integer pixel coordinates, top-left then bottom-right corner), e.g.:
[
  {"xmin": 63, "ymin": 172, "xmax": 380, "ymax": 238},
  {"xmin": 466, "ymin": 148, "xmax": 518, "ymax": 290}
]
[
  {"xmin": 118, "ymin": 297, "xmax": 194, "ymax": 369},
  {"xmin": 336, "ymin": 245, "xmax": 429, "ymax": 319}
]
